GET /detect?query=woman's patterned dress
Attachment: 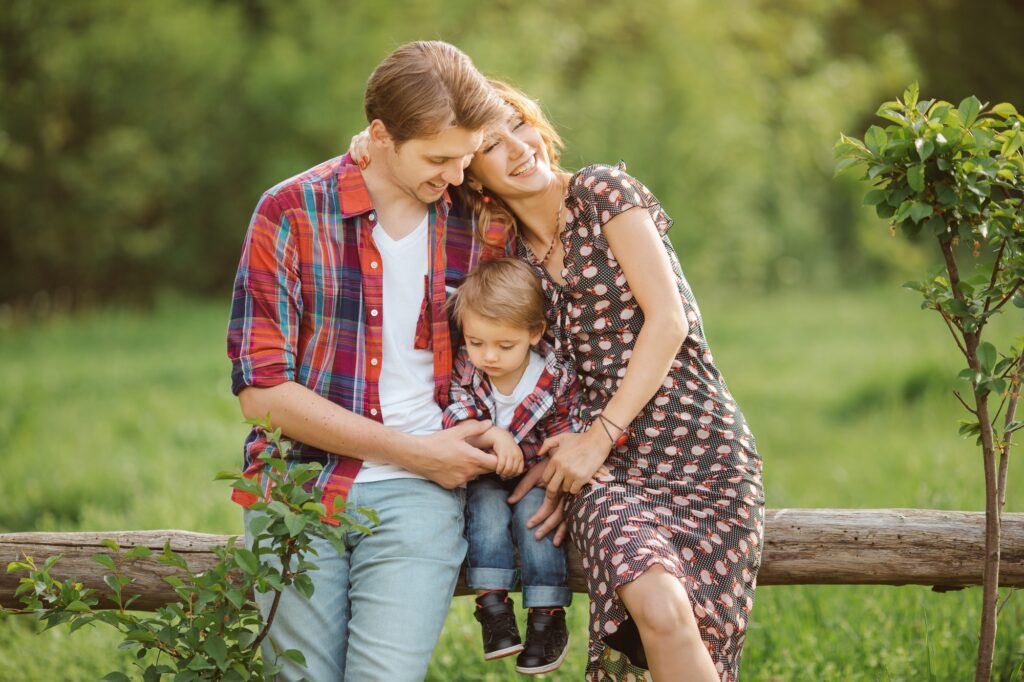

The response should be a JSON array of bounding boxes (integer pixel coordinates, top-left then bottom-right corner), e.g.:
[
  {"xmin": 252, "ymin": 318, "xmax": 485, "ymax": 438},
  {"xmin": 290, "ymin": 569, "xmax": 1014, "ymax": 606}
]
[{"xmin": 518, "ymin": 164, "xmax": 765, "ymax": 681}]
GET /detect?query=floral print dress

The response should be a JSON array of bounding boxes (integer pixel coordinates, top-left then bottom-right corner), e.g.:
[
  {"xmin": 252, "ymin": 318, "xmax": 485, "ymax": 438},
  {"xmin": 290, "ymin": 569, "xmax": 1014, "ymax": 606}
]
[{"xmin": 518, "ymin": 164, "xmax": 765, "ymax": 681}]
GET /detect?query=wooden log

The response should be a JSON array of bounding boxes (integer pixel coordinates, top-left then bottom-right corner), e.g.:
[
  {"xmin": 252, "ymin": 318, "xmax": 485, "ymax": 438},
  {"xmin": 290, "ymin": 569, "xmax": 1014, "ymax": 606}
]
[{"xmin": 2, "ymin": 509, "xmax": 1022, "ymax": 611}]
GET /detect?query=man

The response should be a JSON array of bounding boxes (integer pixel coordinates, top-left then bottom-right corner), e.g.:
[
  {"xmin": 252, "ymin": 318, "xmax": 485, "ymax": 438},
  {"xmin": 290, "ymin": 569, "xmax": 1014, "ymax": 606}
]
[{"xmin": 227, "ymin": 41, "xmax": 508, "ymax": 681}]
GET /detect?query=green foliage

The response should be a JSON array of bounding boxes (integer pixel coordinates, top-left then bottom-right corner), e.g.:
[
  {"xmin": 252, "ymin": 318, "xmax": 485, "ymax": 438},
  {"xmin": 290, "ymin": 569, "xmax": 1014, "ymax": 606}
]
[
  {"xmin": 836, "ymin": 84, "xmax": 1024, "ymax": 447},
  {"xmin": 3, "ymin": 418, "xmax": 375, "ymax": 680},
  {"xmin": 0, "ymin": 0, "xmax": 950, "ymax": 304},
  {"xmin": 836, "ymin": 82, "xmax": 1024, "ymax": 681}
]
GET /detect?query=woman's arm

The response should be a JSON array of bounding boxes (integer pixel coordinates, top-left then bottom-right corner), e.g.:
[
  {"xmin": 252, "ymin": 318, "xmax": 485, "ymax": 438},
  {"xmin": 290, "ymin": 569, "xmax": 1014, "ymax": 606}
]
[{"xmin": 540, "ymin": 206, "xmax": 687, "ymax": 494}]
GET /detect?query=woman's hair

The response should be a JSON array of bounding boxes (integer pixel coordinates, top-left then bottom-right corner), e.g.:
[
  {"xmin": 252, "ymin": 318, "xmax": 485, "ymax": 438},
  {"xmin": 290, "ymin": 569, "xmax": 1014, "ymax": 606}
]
[
  {"xmin": 456, "ymin": 79, "xmax": 565, "ymax": 247},
  {"xmin": 364, "ymin": 41, "xmax": 506, "ymax": 146},
  {"xmin": 451, "ymin": 258, "xmax": 545, "ymax": 333}
]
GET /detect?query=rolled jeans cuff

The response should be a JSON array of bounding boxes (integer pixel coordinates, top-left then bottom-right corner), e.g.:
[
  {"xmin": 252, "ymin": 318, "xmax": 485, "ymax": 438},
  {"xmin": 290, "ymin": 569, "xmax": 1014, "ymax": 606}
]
[
  {"xmin": 466, "ymin": 567, "xmax": 517, "ymax": 592},
  {"xmin": 522, "ymin": 585, "xmax": 572, "ymax": 609}
]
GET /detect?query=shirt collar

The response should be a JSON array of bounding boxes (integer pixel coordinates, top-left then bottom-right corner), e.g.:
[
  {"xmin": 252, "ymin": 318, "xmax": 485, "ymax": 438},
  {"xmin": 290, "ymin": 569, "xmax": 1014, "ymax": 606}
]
[{"xmin": 337, "ymin": 153, "xmax": 452, "ymax": 219}]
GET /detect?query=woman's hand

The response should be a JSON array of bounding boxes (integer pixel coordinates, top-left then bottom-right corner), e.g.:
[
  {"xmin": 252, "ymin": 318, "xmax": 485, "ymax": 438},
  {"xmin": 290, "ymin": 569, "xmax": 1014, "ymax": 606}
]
[
  {"xmin": 508, "ymin": 459, "xmax": 567, "ymax": 546},
  {"xmin": 538, "ymin": 430, "xmax": 613, "ymax": 496},
  {"xmin": 349, "ymin": 127, "xmax": 371, "ymax": 166}
]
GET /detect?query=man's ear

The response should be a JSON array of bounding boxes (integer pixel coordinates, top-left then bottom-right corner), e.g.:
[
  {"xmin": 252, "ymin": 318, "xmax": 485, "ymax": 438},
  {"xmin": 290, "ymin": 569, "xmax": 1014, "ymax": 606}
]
[{"xmin": 368, "ymin": 119, "xmax": 394, "ymax": 150}]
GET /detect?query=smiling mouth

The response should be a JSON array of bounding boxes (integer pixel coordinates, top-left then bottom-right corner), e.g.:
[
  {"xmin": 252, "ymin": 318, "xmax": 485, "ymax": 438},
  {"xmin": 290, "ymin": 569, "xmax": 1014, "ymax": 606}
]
[
  {"xmin": 510, "ymin": 155, "xmax": 536, "ymax": 176},
  {"xmin": 427, "ymin": 181, "xmax": 447, "ymax": 192}
]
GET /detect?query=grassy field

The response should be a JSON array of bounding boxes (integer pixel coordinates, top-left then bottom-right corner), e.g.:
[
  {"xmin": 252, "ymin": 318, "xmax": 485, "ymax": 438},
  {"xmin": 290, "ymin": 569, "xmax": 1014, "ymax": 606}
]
[{"xmin": 0, "ymin": 286, "xmax": 1021, "ymax": 680}]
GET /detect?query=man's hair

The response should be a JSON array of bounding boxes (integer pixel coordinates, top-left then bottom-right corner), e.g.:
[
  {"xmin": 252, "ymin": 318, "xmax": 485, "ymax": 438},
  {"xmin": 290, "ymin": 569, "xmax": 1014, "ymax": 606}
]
[
  {"xmin": 364, "ymin": 41, "xmax": 506, "ymax": 145},
  {"xmin": 451, "ymin": 258, "xmax": 545, "ymax": 333}
]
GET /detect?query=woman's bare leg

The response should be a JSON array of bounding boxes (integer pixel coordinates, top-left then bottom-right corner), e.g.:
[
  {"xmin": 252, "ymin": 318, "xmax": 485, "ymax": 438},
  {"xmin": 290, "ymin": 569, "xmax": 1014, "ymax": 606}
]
[{"xmin": 616, "ymin": 565, "xmax": 719, "ymax": 681}]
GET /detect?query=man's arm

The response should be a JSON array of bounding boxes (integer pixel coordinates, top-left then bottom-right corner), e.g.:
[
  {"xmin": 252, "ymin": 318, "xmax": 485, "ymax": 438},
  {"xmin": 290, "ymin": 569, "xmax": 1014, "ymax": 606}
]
[{"xmin": 239, "ymin": 382, "xmax": 497, "ymax": 489}]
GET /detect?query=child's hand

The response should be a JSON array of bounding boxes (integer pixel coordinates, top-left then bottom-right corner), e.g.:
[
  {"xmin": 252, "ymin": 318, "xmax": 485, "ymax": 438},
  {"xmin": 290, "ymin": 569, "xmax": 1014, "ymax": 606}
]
[{"xmin": 491, "ymin": 428, "xmax": 525, "ymax": 479}]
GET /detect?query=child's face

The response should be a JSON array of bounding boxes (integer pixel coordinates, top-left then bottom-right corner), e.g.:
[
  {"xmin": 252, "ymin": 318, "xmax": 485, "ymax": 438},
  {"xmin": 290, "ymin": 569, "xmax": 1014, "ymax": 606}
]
[{"xmin": 461, "ymin": 311, "xmax": 543, "ymax": 383}]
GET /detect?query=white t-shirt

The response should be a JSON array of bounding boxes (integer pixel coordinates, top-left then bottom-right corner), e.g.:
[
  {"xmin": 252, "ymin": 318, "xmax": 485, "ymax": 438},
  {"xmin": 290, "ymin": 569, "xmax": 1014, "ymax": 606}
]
[
  {"xmin": 354, "ymin": 215, "xmax": 440, "ymax": 484},
  {"xmin": 491, "ymin": 350, "xmax": 547, "ymax": 432}
]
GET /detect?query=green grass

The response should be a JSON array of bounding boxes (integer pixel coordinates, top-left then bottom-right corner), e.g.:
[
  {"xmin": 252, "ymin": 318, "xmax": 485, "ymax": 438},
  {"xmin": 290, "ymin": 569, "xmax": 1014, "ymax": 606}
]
[{"xmin": 1, "ymin": 286, "xmax": 1022, "ymax": 680}]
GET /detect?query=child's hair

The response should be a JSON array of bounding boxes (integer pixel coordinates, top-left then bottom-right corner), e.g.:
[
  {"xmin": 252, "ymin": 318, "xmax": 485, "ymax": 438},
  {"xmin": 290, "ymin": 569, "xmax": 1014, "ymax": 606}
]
[{"xmin": 451, "ymin": 258, "xmax": 545, "ymax": 333}]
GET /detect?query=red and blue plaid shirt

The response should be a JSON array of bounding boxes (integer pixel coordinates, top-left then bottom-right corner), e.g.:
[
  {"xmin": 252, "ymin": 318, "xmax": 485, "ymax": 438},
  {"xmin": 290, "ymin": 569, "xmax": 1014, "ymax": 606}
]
[
  {"xmin": 441, "ymin": 341, "xmax": 580, "ymax": 467},
  {"xmin": 227, "ymin": 153, "xmax": 506, "ymax": 515}
]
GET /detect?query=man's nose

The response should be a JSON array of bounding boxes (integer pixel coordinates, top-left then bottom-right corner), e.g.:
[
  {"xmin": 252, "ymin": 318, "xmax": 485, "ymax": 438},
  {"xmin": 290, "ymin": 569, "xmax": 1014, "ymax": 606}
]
[{"xmin": 441, "ymin": 161, "xmax": 465, "ymax": 186}]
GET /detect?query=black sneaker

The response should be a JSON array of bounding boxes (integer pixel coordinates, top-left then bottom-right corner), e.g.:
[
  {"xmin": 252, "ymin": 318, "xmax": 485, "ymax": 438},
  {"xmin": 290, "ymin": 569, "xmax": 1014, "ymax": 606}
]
[
  {"xmin": 515, "ymin": 607, "xmax": 570, "ymax": 675},
  {"xmin": 474, "ymin": 591, "xmax": 524, "ymax": 660}
]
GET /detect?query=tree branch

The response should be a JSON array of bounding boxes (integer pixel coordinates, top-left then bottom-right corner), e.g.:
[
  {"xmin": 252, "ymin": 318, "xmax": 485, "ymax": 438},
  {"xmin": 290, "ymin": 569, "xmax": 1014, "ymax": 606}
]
[{"xmin": 982, "ymin": 240, "xmax": 1006, "ymax": 315}]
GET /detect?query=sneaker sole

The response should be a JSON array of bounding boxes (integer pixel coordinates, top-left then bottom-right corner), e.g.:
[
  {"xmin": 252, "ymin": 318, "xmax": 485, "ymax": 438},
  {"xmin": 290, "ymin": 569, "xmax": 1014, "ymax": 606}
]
[
  {"xmin": 484, "ymin": 643, "xmax": 524, "ymax": 661},
  {"xmin": 514, "ymin": 635, "xmax": 570, "ymax": 675}
]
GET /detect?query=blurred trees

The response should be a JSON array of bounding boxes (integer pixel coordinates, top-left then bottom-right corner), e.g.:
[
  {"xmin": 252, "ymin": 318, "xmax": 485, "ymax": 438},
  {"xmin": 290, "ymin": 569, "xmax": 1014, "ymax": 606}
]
[{"xmin": 1, "ymin": 0, "xmax": 1021, "ymax": 304}]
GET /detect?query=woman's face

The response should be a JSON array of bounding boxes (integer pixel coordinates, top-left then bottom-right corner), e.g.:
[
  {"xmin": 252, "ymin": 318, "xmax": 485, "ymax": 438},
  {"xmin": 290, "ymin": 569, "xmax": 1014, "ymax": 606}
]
[{"xmin": 468, "ymin": 109, "xmax": 555, "ymax": 200}]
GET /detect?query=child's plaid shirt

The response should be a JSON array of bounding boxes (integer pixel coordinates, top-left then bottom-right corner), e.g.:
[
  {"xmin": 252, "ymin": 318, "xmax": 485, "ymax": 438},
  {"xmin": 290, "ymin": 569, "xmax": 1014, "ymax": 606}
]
[{"xmin": 441, "ymin": 340, "xmax": 580, "ymax": 467}]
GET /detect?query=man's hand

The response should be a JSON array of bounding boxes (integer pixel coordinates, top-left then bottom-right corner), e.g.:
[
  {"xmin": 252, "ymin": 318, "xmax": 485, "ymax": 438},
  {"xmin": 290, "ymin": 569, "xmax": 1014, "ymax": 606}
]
[
  {"xmin": 413, "ymin": 420, "xmax": 498, "ymax": 489},
  {"xmin": 490, "ymin": 428, "xmax": 525, "ymax": 479}
]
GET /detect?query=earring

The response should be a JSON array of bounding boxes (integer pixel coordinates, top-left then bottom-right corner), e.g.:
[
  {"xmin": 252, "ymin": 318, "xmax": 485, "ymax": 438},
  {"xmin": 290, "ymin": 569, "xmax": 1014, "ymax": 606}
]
[{"xmin": 475, "ymin": 185, "xmax": 491, "ymax": 204}]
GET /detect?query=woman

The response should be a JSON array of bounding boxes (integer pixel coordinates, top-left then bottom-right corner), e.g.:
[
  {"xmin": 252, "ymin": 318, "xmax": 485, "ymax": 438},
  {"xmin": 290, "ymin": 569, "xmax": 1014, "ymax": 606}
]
[{"xmin": 459, "ymin": 81, "xmax": 764, "ymax": 682}]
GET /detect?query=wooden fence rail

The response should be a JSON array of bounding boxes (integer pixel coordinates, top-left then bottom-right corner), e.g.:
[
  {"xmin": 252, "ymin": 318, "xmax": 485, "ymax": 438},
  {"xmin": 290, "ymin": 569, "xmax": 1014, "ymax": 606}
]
[{"xmin": 3, "ymin": 509, "xmax": 1023, "ymax": 611}]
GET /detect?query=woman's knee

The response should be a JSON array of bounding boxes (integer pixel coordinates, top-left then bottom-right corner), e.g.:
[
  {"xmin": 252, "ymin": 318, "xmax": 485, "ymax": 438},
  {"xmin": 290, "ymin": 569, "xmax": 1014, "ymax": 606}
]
[{"xmin": 619, "ymin": 567, "xmax": 701, "ymax": 639}]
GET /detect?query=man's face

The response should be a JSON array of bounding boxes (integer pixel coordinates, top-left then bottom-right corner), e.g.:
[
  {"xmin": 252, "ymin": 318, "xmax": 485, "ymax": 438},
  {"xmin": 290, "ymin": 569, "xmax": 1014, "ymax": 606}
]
[{"xmin": 381, "ymin": 126, "xmax": 483, "ymax": 204}]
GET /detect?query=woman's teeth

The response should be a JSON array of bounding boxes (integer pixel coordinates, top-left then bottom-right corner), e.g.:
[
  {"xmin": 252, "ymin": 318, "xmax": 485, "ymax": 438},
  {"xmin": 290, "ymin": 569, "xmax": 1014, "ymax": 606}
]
[{"xmin": 511, "ymin": 156, "xmax": 536, "ymax": 176}]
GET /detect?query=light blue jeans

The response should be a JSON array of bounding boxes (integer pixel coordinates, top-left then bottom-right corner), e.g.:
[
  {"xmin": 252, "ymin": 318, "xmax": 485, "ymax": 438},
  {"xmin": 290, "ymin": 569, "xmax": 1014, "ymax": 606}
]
[{"xmin": 244, "ymin": 478, "xmax": 467, "ymax": 682}]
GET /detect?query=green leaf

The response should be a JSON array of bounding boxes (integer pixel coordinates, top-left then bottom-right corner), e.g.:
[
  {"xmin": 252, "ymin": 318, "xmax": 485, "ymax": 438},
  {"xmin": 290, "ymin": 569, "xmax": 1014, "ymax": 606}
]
[
  {"xmin": 1012, "ymin": 292, "xmax": 1024, "ymax": 308},
  {"xmin": 991, "ymin": 103, "xmax": 1018, "ymax": 118},
  {"xmin": 903, "ymin": 82, "xmax": 919, "ymax": 109},
  {"xmin": 284, "ymin": 512, "xmax": 307, "ymax": 537},
  {"xmin": 910, "ymin": 201, "xmax": 933, "ymax": 223},
  {"xmin": 977, "ymin": 342, "xmax": 997, "ymax": 372},
  {"xmin": 907, "ymin": 164, "xmax": 925, "ymax": 192},
  {"xmin": 925, "ymin": 215, "xmax": 947, "ymax": 235},
  {"xmin": 281, "ymin": 649, "xmax": 308, "ymax": 666},
  {"xmin": 865, "ymin": 126, "xmax": 887, "ymax": 155},
  {"xmin": 935, "ymin": 184, "xmax": 957, "ymax": 206},
  {"xmin": 1005, "ymin": 421, "xmax": 1024, "ymax": 435},
  {"xmin": 915, "ymin": 138, "xmax": 934, "ymax": 161},
  {"xmin": 214, "ymin": 471, "xmax": 242, "ymax": 481},
  {"xmin": 92, "ymin": 553, "xmax": 116, "ymax": 572},
  {"xmin": 65, "ymin": 600, "xmax": 92, "ymax": 613},
  {"xmin": 124, "ymin": 546, "xmax": 152, "ymax": 560},
  {"xmin": 959, "ymin": 96, "xmax": 982, "ymax": 128},
  {"xmin": 247, "ymin": 514, "xmax": 272, "ymax": 537},
  {"xmin": 203, "ymin": 634, "xmax": 228, "ymax": 666},
  {"xmin": 234, "ymin": 549, "xmax": 260, "ymax": 575},
  {"xmin": 100, "ymin": 539, "xmax": 120, "ymax": 553},
  {"xmin": 863, "ymin": 189, "xmax": 888, "ymax": 206},
  {"xmin": 102, "ymin": 674, "xmax": 131, "ymax": 682}
]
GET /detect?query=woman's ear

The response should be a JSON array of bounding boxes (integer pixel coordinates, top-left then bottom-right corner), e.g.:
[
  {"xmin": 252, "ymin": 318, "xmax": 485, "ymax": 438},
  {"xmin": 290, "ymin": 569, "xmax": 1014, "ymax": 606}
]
[{"xmin": 465, "ymin": 176, "xmax": 484, "ymax": 193}]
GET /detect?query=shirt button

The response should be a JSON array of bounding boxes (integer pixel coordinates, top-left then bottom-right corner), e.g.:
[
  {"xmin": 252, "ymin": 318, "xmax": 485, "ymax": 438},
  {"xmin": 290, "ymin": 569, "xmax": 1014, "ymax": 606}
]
[
  {"xmin": 370, "ymin": 261, "xmax": 379, "ymax": 269},
  {"xmin": 370, "ymin": 408, "xmax": 378, "ymax": 416},
  {"xmin": 370, "ymin": 358, "xmax": 378, "ymax": 366},
  {"xmin": 370, "ymin": 309, "xmax": 379, "ymax": 317},
  {"xmin": 368, "ymin": 212, "xmax": 376, "ymax": 222}
]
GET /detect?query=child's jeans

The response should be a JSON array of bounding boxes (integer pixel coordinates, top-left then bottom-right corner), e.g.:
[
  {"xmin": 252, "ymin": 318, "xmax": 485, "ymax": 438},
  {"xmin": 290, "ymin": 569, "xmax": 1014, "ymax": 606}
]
[{"xmin": 466, "ymin": 473, "xmax": 572, "ymax": 608}]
